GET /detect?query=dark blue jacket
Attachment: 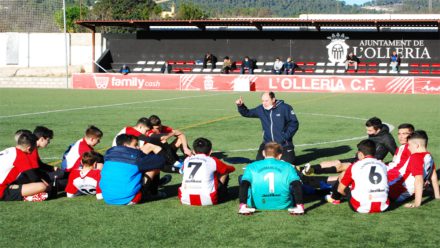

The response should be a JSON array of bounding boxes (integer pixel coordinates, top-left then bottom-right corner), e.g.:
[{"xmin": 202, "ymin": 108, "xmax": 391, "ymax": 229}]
[{"xmin": 237, "ymin": 100, "xmax": 299, "ymax": 147}]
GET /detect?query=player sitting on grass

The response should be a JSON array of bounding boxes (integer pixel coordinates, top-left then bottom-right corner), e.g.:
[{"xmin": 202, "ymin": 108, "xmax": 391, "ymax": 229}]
[
  {"xmin": 66, "ymin": 151, "xmax": 103, "ymax": 200},
  {"xmin": 325, "ymin": 140, "xmax": 389, "ymax": 214},
  {"xmin": 61, "ymin": 125, "xmax": 103, "ymax": 173},
  {"xmin": 147, "ymin": 115, "xmax": 192, "ymax": 158},
  {"xmin": 238, "ymin": 142, "xmax": 304, "ymax": 215},
  {"xmin": 0, "ymin": 132, "xmax": 50, "ymax": 201},
  {"xmin": 112, "ymin": 117, "xmax": 151, "ymax": 147},
  {"xmin": 100, "ymin": 134, "xmax": 167, "ymax": 205},
  {"xmin": 389, "ymin": 130, "xmax": 440, "ymax": 208},
  {"xmin": 30, "ymin": 126, "xmax": 57, "ymax": 173},
  {"xmin": 303, "ymin": 117, "xmax": 397, "ymax": 176},
  {"xmin": 387, "ymin": 123, "xmax": 414, "ymax": 182},
  {"xmin": 178, "ymin": 137, "xmax": 235, "ymax": 206}
]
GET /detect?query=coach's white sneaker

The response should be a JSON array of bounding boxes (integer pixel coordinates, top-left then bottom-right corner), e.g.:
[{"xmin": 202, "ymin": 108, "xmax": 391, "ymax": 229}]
[
  {"xmin": 288, "ymin": 204, "xmax": 305, "ymax": 215},
  {"xmin": 238, "ymin": 204, "xmax": 256, "ymax": 215}
]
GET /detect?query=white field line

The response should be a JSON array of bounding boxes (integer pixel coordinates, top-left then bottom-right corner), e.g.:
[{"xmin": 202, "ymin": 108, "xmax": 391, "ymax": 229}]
[{"xmin": 0, "ymin": 92, "xmax": 236, "ymax": 119}]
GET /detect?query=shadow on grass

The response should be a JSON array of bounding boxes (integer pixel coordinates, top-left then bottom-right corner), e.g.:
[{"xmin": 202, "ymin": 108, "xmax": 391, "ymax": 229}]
[
  {"xmin": 160, "ymin": 183, "xmax": 239, "ymax": 204},
  {"xmin": 211, "ymin": 151, "xmax": 254, "ymax": 164},
  {"xmin": 295, "ymin": 145, "xmax": 352, "ymax": 165}
]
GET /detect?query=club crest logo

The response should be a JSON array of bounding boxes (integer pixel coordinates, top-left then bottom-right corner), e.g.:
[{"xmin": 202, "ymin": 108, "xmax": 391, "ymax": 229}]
[
  {"xmin": 326, "ymin": 33, "xmax": 350, "ymax": 64},
  {"xmin": 93, "ymin": 75, "xmax": 109, "ymax": 89}
]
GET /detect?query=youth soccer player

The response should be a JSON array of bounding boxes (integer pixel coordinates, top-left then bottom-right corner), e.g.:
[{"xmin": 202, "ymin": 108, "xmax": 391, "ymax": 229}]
[
  {"xmin": 389, "ymin": 131, "xmax": 440, "ymax": 208},
  {"xmin": 238, "ymin": 142, "xmax": 304, "ymax": 215},
  {"xmin": 146, "ymin": 115, "xmax": 192, "ymax": 157},
  {"xmin": 29, "ymin": 126, "xmax": 57, "ymax": 172},
  {"xmin": 100, "ymin": 134, "xmax": 167, "ymax": 205},
  {"xmin": 178, "ymin": 137, "xmax": 235, "ymax": 206},
  {"xmin": 0, "ymin": 132, "xmax": 49, "ymax": 201},
  {"xmin": 303, "ymin": 117, "xmax": 397, "ymax": 176},
  {"xmin": 112, "ymin": 117, "xmax": 151, "ymax": 147},
  {"xmin": 66, "ymin": 151, "xmax": 103, "ymax": 200},
  {"xmin": 61, "ymin": 125, "xmax": 103, "ymax": 172},
  {"xmin": 387, "ymin": 123, "xmax": 414, "ymax": 182},
  {"xmin": 326, "ymin": 140, "xmax": 390, "ymax": 214}
]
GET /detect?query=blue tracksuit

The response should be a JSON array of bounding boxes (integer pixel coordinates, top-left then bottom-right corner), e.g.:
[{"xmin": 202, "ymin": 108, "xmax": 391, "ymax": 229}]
[
  {"xmin": 237, "ymin": 100, "xmax": 299, "ymax": 147},
  {"xmin": 100, "ymin": 146, "xmax": 165, "ymax": 205}
]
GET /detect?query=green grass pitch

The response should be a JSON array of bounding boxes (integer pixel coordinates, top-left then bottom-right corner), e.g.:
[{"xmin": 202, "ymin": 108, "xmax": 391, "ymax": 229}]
[{"xmin": 0, "ymin": 89, "xmax": 439, "ymax": 247}]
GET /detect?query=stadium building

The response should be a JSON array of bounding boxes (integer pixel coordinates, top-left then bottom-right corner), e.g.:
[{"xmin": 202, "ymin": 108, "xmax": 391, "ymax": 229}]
[{"xmin": 74, "ymin": 14, "xmax": 440, "ymax": 94}]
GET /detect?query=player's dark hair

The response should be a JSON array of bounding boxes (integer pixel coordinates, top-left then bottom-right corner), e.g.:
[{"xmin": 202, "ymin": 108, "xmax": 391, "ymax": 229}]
[
  {"xmin": 193, "ymin": 137, "xmax": 212, "ymax": 155},
  {"xmin": 264, "ymin": 142, "xmax": 283, "ymax": 157},
  {"xmin": 408, "ymin": 130, "xmax": 428, "ymax": 146},
  {"xmin": 14, "ymin": 129, "xmax": 32, "ymax": 142},
  {"xmin": 116, "ymin": 134, "xmax": 138, "ymax": 146},
  {"xmin": 85, "ymin": 125, "xmax": 103, "ymax": 138},
  {"xmin": 136, "ymin": 117, "xmax": 150, "ymax": 127},
  {"xmin": 398, "ymin": 123, "xmax": 415, "ymax": 133},
  {"xmin": 33, "ymin": 126, "xmax": 54, "ymax": 139},
  {"xmin": 357, "ymin": 139, "xmax": 376, "ymax": 157},
  {"xmin": 149, "ymin": 115, "xmax": 162, "ymax": 127},
  {"xmin": 17, "ymin": 132, "xmax": 37, "ymax": 150},
  {"xmin": 81, "ymin": 151, "xmax": 103, "ymax": 167},
  {"xmin": 365, "ymin": 117, "xmax": 383, "ymax": 130}
]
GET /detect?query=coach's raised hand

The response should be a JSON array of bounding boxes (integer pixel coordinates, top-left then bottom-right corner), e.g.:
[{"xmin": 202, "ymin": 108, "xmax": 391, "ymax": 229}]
[{"xmin": 235, "ymin": 96, "xmax": 244, "ymax": 106}]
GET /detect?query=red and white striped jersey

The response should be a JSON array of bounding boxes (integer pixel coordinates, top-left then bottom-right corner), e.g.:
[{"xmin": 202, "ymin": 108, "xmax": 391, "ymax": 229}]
[
  {"xmin": 62, "ymin": 138, "xmax": 93, "ymax": 172},
  {"xmin": 146, "ymin": 125, "xmax": 173, "ymax": 136},
  {"xmin": 112, "ymin": 126, "xmax": 144, "ymax": 147},
  {"xmin": 178, "ymin": 154, "xmax": 235, "ymax": 206},
  {"xmin": 0, "ymin": 147, "xmax": 33, "ymax": 199},
  {"xmin": 389, "ymin": 152, "xmax": 435, "ymax": 202},
  {"xmin": 387, "ymin": 144, "xmax": 411, "ymax": 182},
  {"xmin": 66, "ymin": 169, "xmax": 102, "ymax": 200},
  {"xmin": 341, "ymin": 157, "xmax": 389, "ymax": 213}
]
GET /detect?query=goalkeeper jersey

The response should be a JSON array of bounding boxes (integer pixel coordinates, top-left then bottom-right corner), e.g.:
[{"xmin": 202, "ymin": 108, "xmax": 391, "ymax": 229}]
[{"xmin": 242, "ymin": 158, "xmax": 300, "ymax": 210}]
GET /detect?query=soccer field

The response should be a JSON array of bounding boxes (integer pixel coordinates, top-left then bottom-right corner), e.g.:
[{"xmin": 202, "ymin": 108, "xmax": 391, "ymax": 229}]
[{"xmin": 0, "ymin": 89, "xmax": 439, "ymax": 247}]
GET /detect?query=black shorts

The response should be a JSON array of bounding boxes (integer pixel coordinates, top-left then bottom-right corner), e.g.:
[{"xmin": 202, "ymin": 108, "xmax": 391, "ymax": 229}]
[{"xmin": 2, "ymin": 184, "xmax": 23, "ymax": 201}]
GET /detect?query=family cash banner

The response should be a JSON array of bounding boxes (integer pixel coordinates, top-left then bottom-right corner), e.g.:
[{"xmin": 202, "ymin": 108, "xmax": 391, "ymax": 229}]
[{"xmin": 72, "ymin": 73, "xmax": 440, "ymax": 94}]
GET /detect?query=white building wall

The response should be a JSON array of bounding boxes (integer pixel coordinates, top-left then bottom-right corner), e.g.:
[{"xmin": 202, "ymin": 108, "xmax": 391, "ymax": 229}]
[{"xmin": 0, "ymin": 33, "xmax": 105, "ymax": 72}]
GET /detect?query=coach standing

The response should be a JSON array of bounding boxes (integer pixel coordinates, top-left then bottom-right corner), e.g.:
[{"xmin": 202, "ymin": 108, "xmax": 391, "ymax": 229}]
[{"xmin": 235, "ymin": 92, "xmax": 299, "ymax": 164}]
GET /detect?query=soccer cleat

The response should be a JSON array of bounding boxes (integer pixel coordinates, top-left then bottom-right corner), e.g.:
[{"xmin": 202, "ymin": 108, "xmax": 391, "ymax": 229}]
[
  {"xmin": 159, "ymin": 174, "xmax": 172, "ymax": 187},
  {"xmin": 238, "ymin": 204, "xmax": 256, "ymax": 215},
  {"xmin": 301, "ymin": 163, "xmax": 314, "ymax": 176},
  {"xmin": 23, "ymin": 192, "xmax": 48, "ymax": 202},
  {"xmin": 325, "ymin": 194, "xmax": 341, "ymax": 205},
  {"xmin": 288, "ymin": 204, "xmax": 305, "ymax": 215}
]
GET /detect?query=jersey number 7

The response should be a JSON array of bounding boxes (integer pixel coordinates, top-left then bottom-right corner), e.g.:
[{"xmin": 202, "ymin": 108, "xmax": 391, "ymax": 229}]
[{"xmin": 188, "ymin": 162, "xmax": 202, "ymax": 179}]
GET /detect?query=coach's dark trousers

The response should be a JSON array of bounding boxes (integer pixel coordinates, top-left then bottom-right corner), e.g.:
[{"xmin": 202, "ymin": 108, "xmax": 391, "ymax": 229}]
[{"xmin": 256, "ymin": 143, "xmax": 295, "ymax": 164}]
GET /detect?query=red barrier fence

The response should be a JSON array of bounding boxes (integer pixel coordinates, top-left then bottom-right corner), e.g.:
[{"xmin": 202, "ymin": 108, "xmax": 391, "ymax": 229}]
[{"xmin": 72, "ymin": 73, "xmax": 440, "ymax": 94}]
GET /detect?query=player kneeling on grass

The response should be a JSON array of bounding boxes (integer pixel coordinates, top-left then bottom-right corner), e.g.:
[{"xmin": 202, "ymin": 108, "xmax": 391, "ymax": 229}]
[
  {"xmin": 100, "ymin": 134, "xmax": 167, "ymax": 205},
  {"xmin": 0, "ymin": 132, "xmax": 50, "ymax": 202},
  {"xmin": 178, "ymin": 138, "xmax": 235, "ymax": 206},
  {"xmin": 325, "ymin": 140, "xmax": 389, "ymax": 214},
  {"xmin": 389, "ymin": 130, "xmax": 440, "ymax": 208},
  {"xmin": 66, "ymin": 151, "xmax": 104, "ymax": 200},
  {"xmin": 238, "ymin": 142, "xmax": 304, "ymax": 215}
]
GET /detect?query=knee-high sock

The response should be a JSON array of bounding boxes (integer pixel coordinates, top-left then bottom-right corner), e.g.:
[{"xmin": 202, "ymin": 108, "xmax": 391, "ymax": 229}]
[
  {"xmin": 290, "ymin": 181, "xmax": 304, "ymax": 205},
  {"xmin": 239, "ymin": 180, "xmax": 251, "ymax": 204}
]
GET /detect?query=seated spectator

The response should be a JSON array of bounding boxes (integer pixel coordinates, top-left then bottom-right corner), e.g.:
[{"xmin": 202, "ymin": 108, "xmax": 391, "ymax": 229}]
[
  {"xmin": 66, "ymin": 151, "xmax": 103, "ymax": 200},
  {"xmin": 389, "ymin": 51, "xmax": 401, "ymax": 72},
  {"xmin": 100, "ymin": 134, "xmax": 167, "ymax": 205},
  {"xmin": 238, "ymin": 142, "xmax": 304, "ymax": 215},
  {"xmin": 272, "ymin": 57, "xmax": 284, "ymax": 74},
  {"xmin": 345, "ymin": 52, "xmax": 360, "ymax": 72},
  {"xmin": 222, "ymin": 56, "xmax": 232, "ymax": 74},
  {"xmin": 120, "ymin": 64, "xmax": 130, "ymax": 75},
  {"xmin": 240, "ymin": 56, "xmax": 254, "ymax": 74},
  {"xmin": 203, "ymin": 53, "xmax": 217, "ymax": 69},
  {"xmin": 283, "ymin": 57, "xmax": 300, "ymax": 75},
  {"xmin": 178, "ymin": 138, "xmax": 235, "ymax": 206}
]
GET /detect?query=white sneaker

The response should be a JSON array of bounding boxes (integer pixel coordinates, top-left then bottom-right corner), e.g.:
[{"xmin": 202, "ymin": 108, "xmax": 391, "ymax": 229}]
[
  {"xmin": 301, "ymin": 163, "xmax": 313, "ymax": 176},
  {"xmin": 288, "ymin": 205, "xmax": 305, "ymax": 215},
  {"xmin": 238, "ymin": 204, "xmax": 256, "ymax": 215}
]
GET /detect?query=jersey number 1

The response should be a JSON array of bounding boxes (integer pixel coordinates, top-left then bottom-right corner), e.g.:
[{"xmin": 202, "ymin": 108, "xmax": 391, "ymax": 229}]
[{"xmin": 264, "ymin": 172, "xmax": 275, "ymax": 193}]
